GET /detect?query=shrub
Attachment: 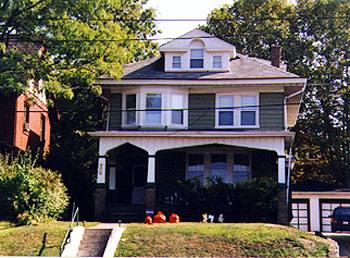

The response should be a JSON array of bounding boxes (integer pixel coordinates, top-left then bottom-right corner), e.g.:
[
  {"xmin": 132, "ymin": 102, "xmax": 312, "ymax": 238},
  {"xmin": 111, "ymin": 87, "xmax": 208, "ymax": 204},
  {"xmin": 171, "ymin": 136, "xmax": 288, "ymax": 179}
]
[
  {"xmin": 160, "ymin": 177, "xmax": 280, "ymax": 223},
  {"xmin": 0, "ymin": 153, "xmax": 69, "ymax": 224}
]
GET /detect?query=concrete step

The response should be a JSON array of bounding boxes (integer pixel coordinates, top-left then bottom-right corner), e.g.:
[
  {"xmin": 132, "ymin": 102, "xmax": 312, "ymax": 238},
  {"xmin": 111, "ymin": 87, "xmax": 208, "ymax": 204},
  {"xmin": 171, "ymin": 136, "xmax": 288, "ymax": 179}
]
[
  {"xmin": 103, "ymin": 205, "xmax": 145, "ymax": 223},
  {"xmin": 76, "ymin": 228, "xmax": 112, "ymax": 257}
]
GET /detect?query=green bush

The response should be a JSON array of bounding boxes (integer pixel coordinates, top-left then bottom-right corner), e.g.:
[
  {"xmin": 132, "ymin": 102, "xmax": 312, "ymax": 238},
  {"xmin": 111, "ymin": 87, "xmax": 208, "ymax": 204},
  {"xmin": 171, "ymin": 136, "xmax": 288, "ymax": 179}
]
[
  {"xmin": 160, "ymin": 177, "xmax": 280, "ymax": 223},
  {"xmin": 0, "ymin": 153, "xmax": 69, "ymax": 224}
]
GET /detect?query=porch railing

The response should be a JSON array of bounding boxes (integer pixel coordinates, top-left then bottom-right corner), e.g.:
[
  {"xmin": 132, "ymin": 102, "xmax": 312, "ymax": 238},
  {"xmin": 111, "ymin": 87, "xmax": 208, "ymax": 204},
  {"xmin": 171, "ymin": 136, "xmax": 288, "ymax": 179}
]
[{"xmin": 59, "ymin": 205, "xmax": 79, "ymax": 256}]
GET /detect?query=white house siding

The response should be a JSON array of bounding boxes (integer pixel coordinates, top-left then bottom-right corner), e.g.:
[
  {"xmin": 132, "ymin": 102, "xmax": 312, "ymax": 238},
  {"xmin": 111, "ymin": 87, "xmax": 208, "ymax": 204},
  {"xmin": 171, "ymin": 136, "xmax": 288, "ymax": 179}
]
[
  {"xmin": 292, "ymin": 192, "xmax": 350, "ymax": 232},
  {"xmin": 93, "ymin": 132, "xmax": 289, "ymax": 185}
]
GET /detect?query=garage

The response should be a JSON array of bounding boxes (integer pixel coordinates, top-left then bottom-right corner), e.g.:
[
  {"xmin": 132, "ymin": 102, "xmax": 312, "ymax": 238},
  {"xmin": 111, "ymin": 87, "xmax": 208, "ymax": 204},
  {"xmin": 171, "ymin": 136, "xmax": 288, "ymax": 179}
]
[
  {"xmin": 292, "ymin": 180, "xmax": 350, "ymax": 232},
  {"xmin": 319, "ymin": 199, "xmax": 350, "ymax": 232}
]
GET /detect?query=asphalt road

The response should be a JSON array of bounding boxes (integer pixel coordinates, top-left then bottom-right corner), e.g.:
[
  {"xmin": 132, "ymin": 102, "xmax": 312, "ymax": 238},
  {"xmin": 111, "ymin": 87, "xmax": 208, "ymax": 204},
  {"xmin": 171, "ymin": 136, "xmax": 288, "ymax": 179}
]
[{"xmin": 325, "ymin": 233, "xmax": 350, "ymax": 257}]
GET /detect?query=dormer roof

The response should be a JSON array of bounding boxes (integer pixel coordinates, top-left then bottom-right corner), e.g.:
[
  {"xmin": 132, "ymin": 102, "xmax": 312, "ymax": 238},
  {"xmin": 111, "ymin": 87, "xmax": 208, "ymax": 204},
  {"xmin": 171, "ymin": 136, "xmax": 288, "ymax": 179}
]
[{"xmin": 159, "ymin": 28, "xmax": 236, "ymax": 58}]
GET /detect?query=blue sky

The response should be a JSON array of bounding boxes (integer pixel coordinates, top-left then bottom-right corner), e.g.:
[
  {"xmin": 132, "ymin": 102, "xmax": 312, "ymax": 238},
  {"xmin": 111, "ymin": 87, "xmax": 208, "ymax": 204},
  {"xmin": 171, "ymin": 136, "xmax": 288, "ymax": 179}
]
[{"xmin": 145, "ymin": 0, "xmax": 233, "ymax": 42}]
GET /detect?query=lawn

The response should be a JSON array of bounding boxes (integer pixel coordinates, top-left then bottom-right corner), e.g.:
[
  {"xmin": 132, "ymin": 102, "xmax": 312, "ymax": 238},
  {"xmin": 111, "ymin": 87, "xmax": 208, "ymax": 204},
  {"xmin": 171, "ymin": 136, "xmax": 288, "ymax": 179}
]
[
  {"xmin": 0, "ymin": 221, "xmax": 98, "ymax": 256},
  {"xmin": 116, "ymin": 223, "xmax": 337, "ymax": 257}
]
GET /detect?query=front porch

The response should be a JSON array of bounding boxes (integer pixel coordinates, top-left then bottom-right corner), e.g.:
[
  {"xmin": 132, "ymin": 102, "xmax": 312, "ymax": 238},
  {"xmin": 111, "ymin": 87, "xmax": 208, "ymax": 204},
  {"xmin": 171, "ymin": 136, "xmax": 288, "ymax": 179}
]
[{"xmin": 91, "ymin": 131, "xmax": 293, "ymax": 223}]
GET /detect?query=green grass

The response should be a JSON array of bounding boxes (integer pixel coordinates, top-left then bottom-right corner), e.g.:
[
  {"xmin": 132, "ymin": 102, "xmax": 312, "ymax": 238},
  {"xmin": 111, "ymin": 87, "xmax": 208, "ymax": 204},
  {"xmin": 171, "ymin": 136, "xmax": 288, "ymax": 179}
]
[
  {"xmin": 116, "ymin": 223, "xmax": 335, "ymax": 257},
  {"xmin": 0, "ymin": 221, "xmax": 98, "ymax": 256}
]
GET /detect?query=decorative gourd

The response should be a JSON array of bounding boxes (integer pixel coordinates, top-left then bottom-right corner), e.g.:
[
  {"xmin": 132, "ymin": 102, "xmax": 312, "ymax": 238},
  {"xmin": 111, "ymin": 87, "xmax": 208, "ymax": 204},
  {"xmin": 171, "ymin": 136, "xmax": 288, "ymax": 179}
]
[
  {"xmin": 154, "ymin": 211, "xmax": 166, "ymax": 223},
  {"xmin": 144, "ymin": 215, "xmax": 153, "ymax": 224},
  {"xmin": 169, "ymin": 213, "xmax": 180, "ymax": 223}
]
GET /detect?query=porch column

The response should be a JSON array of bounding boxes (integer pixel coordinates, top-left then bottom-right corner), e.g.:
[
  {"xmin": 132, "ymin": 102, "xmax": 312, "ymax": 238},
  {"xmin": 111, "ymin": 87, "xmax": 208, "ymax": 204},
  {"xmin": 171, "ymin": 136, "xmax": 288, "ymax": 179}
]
[
  {"xmin": 278, "ymin": 155, "xmax": 286, "ymax": 184},
  {"xmin": 97, "ymin": 156, "xmax": 106, "ymax": 183},
  {"xmin": 277, "ymin": 155, "xmax": 288, "ymax": 225},
  {"xmin": 94, "ymin": 156, "xmax": 107, "ymax": 220},
  {"xmin": 145, "ymin": 155, "xmax": 156, "ymax": 210}
]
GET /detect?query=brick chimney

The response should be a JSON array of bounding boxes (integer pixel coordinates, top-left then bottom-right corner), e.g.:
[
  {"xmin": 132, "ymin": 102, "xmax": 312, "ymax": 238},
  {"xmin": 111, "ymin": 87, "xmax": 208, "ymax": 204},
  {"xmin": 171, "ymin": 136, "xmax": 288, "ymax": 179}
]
[{"xmin": 271, "ymin": 46, "xmax": 281, "ymax": 68}]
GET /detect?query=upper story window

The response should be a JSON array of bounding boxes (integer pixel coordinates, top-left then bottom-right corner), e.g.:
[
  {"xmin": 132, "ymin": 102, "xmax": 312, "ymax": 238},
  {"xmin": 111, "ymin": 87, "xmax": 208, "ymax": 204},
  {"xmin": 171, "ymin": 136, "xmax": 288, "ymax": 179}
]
[
  {"xmin": 241, "ymin": 96, "xmax": 257, "ymax": 126},
  {"xmin": 24, "ymin": 102, "xmax": 30, "ymax": 124},
  {"xmin": 216, "ymin": 94, "xmax": 259, "ymax": 128},
  {"xmin": 146, "ymin": 94, "xmax": 162, "ymax": 124},
  {"xmin": 171, "ymin": 94, "xmax": 184, "ymax": 124},
  {"xmin": 213, "ymin": 56, "xmax": 222, "ymax": 68},
  {"xmin": 126, "ymin": 94, "xmax": 136, "ymax": 124},
  {"xmin": 172, "ymin": 56, "xmax": 181, "ymax": 69},
  {"xmin": 190, "ymin": 49, "xmax": 204, "ymax": 68}
]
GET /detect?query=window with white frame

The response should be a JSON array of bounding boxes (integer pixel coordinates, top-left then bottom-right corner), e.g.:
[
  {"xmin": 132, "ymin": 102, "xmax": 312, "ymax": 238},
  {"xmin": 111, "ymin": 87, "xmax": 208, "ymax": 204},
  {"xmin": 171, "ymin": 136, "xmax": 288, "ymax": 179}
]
[
  {"xmin": 218, "ymin": 96, "xmax": 234, "ymax": 126},
  {"xmin": 190, "ymin": 49, "xmax": 204, "ymax": 68},
  {"xmin": 146, "ymin": 93, "xmax": 162, "ymax": 124},
  {"xmin": 213, "ymin": 56, "xmax": 222, "ymax": 68},
  {"xmin": 186, "ymin": 151, "xmax": 250, "ymax": 184},
  {"xmin": 216, "ymin": 94, "xmax": 258, "ymax": 127},
  {"xmin": 126, "ymin": 94, "xmax": 136, "ymax": 124},
  {"xmin": 171, "ymin": 94, "xmax": 184, "ymax": 125},
  {"xmin": 172, "ymin": 56, "xmax": 181, "ymax": 69},
  {"xmin": 241, "ymin": 96, "xmax": 257, "ymax": 126}
]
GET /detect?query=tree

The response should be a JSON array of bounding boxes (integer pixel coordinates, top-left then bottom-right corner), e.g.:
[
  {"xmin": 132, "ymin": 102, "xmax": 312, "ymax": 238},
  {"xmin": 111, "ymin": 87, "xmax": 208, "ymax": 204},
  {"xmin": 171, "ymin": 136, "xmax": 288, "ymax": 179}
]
[
  {"xmin": 0, "ymin": 0, "xmax": 158, "ymax": 97},
  {"xmin": 203, "ymin": 0, "xmax": 350, "ymax": 185},
  {"xmin": 0, "ymin": 0, "xmax": 159, "ymax": 218}
]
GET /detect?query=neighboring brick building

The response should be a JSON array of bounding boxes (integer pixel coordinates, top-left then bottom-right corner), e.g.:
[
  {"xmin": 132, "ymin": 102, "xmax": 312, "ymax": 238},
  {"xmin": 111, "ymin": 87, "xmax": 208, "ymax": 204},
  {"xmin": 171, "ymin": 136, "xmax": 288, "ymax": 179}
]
[{"xmin": 0, "ymin": 86, "xmax": 50, "ymax": 154}]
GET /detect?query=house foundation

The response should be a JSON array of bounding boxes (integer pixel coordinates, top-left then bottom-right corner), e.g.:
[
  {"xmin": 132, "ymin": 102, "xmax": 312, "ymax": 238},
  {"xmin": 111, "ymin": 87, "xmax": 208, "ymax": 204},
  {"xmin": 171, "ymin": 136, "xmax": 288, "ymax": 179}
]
[{"xmin": 94, "ymin": 183, "xmax": 107, "ymax": 220}]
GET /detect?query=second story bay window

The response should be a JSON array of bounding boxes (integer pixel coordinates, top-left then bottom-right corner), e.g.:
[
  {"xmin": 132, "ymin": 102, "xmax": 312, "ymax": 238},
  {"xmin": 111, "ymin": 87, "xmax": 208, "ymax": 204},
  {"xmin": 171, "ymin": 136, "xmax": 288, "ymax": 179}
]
[
  {"xmin": 190, "ymin": 49, "xmax": 204, "ymax": 68},
  {"xmin": 121, "ymin": 89, "xmax": 188, "ymax": 128},
  {"xmin": 146, "ymin": 94, "xmax": 162, "ymax": 124},
  {"xmin": 126, "ymin": 94, "xmax": 136, "ymax": 124},
  {"xmin": 216, "ymin": 94, "xmax": 259, "ymax": 128}
]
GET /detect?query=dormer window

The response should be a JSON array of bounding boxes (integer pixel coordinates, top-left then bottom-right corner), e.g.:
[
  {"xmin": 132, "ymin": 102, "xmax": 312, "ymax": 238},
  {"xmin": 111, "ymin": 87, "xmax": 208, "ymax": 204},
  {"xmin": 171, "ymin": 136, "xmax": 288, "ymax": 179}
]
[
  {"xmin": 213, "ymin": 56, "xmax": 222, "ymax": 68},
  {"xmin": 172, "ymin": 56, "xmax": 181, "ymax": 69},
  {"xmin": 190, "ymin": 49, "xmax": 204, "ymax": 68}
]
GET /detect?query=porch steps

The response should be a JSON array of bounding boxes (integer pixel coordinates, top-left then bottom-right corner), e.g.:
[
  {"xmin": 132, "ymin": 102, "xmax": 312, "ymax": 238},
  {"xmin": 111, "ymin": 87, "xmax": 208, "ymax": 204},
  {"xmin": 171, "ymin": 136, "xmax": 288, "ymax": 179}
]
[
  {"xmin": 76, "ymin": 228, "xmax": 112, "ymax": 257},
  {"xmin": 103, "ymin": 204, "xmax": 145, "ymax": 223}
]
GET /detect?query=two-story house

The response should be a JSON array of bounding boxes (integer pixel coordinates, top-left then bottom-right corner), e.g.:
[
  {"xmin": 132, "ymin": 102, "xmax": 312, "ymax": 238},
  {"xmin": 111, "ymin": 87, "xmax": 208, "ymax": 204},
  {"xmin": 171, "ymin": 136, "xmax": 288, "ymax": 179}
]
[
  {"xmin": 90, "ymin": 29, "xmax": 306, "ymax": 223},
  {"xmin": 0, "ymin": 83, "xmax": 50, "ymax": 155}
]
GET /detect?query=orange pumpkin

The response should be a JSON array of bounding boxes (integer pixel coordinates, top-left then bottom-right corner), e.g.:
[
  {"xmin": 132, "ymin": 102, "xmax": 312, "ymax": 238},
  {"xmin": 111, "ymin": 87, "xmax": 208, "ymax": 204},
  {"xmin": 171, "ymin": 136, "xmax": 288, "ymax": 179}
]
[
  {"xmin": 169, "ymin": 213, "xmax": 180, "ymax": 223},
  {"xmin": 154, "ymin": 211, "xmax": 166, "ymax": 223},
  {"xmin": 144, "ymin": 215, "xmax": 153, "ymax": 224}
]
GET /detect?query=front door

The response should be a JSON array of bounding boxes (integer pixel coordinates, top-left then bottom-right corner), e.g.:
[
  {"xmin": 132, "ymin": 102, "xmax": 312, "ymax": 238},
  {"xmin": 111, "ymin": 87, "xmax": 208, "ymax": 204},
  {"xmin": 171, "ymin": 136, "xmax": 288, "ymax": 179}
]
[{"xmin": 131, "ymin": 165, "xmax": 147, "ymax": 204}]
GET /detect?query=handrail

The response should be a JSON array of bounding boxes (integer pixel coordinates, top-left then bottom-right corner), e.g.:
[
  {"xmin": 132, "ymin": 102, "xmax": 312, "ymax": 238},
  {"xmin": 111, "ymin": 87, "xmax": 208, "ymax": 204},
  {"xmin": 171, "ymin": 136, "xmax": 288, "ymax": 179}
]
[{"xmin": 60, "ymin": 206, "xmax": 79, "ymax": 256}]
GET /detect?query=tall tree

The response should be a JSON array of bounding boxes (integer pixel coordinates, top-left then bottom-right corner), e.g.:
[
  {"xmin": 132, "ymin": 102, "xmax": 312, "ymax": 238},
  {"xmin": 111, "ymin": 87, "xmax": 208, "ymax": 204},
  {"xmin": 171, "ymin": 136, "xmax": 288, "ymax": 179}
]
[
  {"xmin": 0, "ymin": 0, "xmax": 158, "ymax": 97},
  {"xmin": 203, "ymin": 0, "xmax": 350, "ymax": 185}
]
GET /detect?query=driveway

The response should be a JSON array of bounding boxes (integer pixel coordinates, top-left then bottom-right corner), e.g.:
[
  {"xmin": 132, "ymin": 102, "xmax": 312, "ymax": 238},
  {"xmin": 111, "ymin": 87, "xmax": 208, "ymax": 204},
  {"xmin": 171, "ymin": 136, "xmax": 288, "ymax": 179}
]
[{"xmin": 324, "ymin": 233, "xmax": 350, "ymax": 257}]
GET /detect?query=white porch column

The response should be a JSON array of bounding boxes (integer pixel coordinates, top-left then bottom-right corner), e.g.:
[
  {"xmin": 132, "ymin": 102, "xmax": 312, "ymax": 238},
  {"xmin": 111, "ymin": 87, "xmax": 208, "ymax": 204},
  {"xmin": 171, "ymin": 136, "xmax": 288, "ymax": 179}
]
[
  {"xmin": 147, "ymin": 155, "xmax": 156, "ymax": 183},
  {"xmin": 97, "ymin": 157, "xmax": 106, "ymax": 184},
  {"xmin": 278, "ymin": 156, "xmax": 286, "ymax": 184}
]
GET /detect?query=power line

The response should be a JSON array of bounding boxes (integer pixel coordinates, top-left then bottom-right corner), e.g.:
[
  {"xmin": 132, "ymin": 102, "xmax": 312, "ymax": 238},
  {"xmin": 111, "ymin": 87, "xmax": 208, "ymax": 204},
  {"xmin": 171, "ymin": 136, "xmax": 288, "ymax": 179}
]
[{"xmin": 13, "ymin": 102, "xmax": 302, "ymax": 113}]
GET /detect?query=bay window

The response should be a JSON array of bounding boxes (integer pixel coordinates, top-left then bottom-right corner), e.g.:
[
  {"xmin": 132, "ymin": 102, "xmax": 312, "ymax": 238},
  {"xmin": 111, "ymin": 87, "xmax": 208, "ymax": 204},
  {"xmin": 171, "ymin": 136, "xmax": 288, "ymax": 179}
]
[
  {"xmin": 126, "ymin": 94, "xmax": 136, "ymax": 124},
  {"xmin": 171, "ymin": 94, "xmax": 184, "ymax": 125},
  {"xmin": 146, "ymin": 94, "xmax": 162, "ymax": 124}
]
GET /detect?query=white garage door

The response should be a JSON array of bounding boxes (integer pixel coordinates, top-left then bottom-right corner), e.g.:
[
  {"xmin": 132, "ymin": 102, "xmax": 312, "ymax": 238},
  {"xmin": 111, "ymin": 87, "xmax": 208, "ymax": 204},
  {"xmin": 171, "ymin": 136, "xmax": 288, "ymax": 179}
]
[
  {"xmin": 320, "ymin": 199, "xmax": 350, "ymax": 232},
  {"xmin": 291, "ymin": 199, "xmax": 310, "ymax": 231}
]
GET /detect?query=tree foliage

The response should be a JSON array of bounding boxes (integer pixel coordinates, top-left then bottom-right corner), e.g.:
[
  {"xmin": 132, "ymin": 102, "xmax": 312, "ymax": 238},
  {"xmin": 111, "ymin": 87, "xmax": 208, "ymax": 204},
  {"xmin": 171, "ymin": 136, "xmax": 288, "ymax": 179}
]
[
  {"xmin": 0, "ymin": 0, "xmax": 158, "ymax": 97},
  {"xmin": 203, "ymin": 0, "xmax": 350, "ymax": 186}
]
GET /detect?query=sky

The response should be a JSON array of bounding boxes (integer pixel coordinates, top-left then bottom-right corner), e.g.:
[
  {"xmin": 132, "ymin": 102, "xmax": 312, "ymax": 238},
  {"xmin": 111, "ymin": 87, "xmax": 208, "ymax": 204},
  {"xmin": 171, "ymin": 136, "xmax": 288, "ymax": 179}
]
[{"xmin": 145, "ymin": 0, "xmax": 233, "ymax": 43}]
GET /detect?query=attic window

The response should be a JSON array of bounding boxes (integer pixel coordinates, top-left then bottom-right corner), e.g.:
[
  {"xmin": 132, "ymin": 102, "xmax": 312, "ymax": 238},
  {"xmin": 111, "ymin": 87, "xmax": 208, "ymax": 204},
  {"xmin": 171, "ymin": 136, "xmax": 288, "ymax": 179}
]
[
  {"xmin": 213, "ymin": 56, "xmax": 222, "ymax": 68},
  {"xmin": 172, "ymin": 56, "xmax": 181, "ymax": 68},
  {"xmin": 190, "ymin": 49, "xmax": 204, "ymax": 68}
]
